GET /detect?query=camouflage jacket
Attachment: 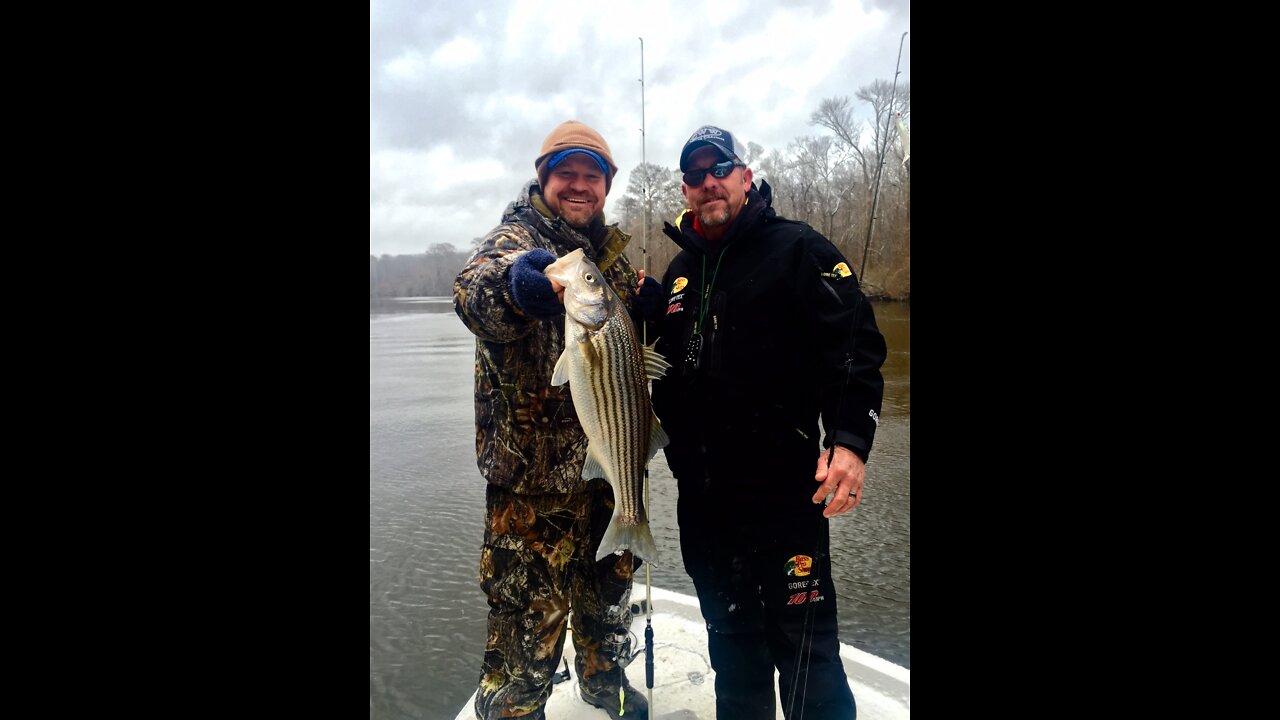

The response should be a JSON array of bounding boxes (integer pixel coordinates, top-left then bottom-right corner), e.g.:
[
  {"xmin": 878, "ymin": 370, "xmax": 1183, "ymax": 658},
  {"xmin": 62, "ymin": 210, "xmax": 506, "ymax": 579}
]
[{"xmin": 454, "ymin": 180, "xmax": 643, "ymax": 495}]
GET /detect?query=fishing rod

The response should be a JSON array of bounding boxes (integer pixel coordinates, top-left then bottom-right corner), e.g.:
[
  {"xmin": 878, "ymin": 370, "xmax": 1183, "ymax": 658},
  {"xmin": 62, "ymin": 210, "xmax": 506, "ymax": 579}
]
[
  {"xmin": 784, "ymin": 286, "xmax": 864, "ymax": 720},
  {"xmin": 638, "ymin": 34, "xmax": 655, "ymax": 718}
]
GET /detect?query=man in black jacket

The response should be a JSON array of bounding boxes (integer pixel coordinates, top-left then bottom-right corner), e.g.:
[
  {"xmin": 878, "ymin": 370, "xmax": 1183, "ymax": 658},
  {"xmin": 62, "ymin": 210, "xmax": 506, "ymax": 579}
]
[{"xmin": 651, "ymin": 125, "xmax": 887, "ymax": 720}]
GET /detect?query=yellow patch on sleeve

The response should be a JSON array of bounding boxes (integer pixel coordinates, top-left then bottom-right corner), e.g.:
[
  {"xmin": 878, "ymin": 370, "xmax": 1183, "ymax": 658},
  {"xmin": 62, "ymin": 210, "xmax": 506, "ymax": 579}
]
[
  {"xmin": 833, "ymin": 262, "xmax": 852, "ymax": 278},
  {"xmin": 672, "ymin": 277, "xmax": 688, "ymax": 293}
]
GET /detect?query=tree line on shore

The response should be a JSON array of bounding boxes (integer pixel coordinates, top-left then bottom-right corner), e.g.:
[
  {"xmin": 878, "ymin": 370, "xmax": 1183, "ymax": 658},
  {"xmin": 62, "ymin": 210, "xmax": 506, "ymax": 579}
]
[{"xmin": 371, "ymin": 81, "xmax": 909, "ymax": 301}]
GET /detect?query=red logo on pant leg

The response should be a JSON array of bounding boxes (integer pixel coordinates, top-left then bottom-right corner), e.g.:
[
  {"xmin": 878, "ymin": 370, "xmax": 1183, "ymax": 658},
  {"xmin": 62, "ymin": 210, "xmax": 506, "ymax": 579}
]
[{"xmin": 784, "ymin": 555, "xmax": 813, "ymax": 577}]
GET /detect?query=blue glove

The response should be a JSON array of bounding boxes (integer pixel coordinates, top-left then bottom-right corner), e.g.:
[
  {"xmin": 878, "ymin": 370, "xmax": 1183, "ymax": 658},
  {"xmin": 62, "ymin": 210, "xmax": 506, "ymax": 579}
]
[
  {"xmin": 509, "ymin": 249, "xmax": 564, "ymax": 320},
  {"xmin": 631, "ymin": 275, "xmax": 665, "ymax": 322}
]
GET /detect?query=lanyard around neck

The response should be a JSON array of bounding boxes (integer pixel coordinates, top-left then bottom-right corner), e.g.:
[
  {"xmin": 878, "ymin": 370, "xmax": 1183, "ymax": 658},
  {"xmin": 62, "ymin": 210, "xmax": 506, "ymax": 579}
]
[{"xmin": 696, "ymin": 247, "xmax": 730, "ymax": 334}]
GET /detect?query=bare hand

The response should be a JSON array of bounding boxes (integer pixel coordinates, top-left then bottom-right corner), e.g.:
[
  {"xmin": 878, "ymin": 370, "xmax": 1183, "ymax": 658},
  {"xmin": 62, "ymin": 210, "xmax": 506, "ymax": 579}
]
[{"xmin": 813, "ymin": 445, "xmax": 864, "ymax": 517}]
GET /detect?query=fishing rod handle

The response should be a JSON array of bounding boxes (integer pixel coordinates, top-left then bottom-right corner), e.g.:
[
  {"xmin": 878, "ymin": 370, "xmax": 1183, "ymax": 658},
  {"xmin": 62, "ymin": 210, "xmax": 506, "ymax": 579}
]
[{"xmin": 644, "ymin": 623, "xmax": 655, "ymax": 688}]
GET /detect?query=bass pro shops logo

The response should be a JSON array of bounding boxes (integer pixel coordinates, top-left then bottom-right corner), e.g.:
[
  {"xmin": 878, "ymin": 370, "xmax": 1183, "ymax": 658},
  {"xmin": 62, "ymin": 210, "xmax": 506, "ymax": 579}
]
[
  {"xmin": 784, "ymin": 559, "xmax": 824, "ymax": 606},
  {"xmin": 784, "ymin": 555, "xmax": 813, "ymax": 577}
]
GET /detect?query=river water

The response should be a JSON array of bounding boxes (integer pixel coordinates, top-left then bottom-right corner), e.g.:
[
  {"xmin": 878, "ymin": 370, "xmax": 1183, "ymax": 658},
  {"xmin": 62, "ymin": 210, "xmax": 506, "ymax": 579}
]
[{"xmin": 370, "ymin": 296, "xmax": 910, "ymax": 719}]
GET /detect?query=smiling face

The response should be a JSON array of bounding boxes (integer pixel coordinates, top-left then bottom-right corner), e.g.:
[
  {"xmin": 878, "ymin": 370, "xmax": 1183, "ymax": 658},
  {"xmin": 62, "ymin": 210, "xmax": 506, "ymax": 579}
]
[
  {"xmin": 542, "ymin": 154, "xmax": 607, "ymax": 230},
  {"xmin": 681, "ymin": 146, "xmax": 753, "ymax": 234}
]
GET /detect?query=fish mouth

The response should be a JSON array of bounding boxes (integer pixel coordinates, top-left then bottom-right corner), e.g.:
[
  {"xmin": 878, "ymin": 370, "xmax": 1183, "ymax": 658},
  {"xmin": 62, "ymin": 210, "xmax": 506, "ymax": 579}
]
[
  {"xmin": 573, "ymin": 312, "xmax": 608, "ymax": 330},
  {"xmin": 567, "ymin": 296, "xmax": 609, "ymax": 329}
]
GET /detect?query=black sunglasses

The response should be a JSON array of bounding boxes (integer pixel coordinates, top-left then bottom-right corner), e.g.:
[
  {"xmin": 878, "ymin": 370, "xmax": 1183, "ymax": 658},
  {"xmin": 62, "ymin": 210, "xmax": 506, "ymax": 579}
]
[{"xmin": 683, "ymin": 160, "xmax": 743, "ymax": 186}]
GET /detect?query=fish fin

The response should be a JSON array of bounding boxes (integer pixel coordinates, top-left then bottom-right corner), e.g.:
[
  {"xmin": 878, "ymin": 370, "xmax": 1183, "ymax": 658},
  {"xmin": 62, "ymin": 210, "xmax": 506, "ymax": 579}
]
[
  {"xmin": 596, "ymin": 514, "xmax": 659, "ymax": 565},
  {"xmin": 581, "ymin": 446, "xmax": 607, "ymax": 481},
  {"xmin": 551, "ymin": 348, "xmax": 570, "ymax": 386},
  {"xmin": 648, "ymin": 412, "xmax": 669, "ymax": 456},
  {"xmin": 642, "ymin": 341, "xmax": 671, "ymax": 381}
]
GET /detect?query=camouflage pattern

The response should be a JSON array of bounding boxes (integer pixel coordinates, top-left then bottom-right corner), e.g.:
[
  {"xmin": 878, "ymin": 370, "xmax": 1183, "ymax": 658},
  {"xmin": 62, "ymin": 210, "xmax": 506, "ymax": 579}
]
[
  {"xmin": 455, "ymin": 180, "xmax": 648, "ymax": 719},
  {"xmin": 475, "ymin": 481, "xmax": 641, "ymax": 720},
  {"xmin": 454, "ymin": 180, "xmax": 643, "ymax": 496}
]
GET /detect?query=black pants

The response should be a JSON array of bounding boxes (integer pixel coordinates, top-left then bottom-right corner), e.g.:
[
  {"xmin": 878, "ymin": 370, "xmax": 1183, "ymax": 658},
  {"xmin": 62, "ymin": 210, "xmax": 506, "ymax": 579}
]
[{"xmin": 678, "ymin": 483, "xmax": 856, "ymax": 720}]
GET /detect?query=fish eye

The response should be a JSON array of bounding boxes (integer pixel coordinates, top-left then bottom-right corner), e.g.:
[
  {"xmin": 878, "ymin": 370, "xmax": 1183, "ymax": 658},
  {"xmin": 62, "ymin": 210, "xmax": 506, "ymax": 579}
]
[{"xmin": 584, "ymin": 272, "xmax": 595, "ymax": 283}]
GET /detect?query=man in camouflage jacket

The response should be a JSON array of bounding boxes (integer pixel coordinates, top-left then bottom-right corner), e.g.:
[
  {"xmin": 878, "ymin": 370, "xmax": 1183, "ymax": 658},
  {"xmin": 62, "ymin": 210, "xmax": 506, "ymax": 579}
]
[{"xmin": 453, "ymin": 120, "xmax": 663, "ymax": 720}]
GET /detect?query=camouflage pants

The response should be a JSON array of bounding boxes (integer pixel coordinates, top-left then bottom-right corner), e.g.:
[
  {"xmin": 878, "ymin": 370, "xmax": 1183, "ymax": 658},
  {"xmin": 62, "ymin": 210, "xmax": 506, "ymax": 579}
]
[{"xmin": 474, "ymin": 479, "xmax": 641, "ymax": 720}]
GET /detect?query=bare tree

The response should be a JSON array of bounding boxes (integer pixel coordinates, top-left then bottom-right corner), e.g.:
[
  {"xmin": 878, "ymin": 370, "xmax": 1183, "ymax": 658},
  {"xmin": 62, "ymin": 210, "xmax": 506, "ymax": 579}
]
[
  {"xmin": 855, "ymin": 80, "xmax": 911, "ymax": 165},
  {"xmin": 810, "ymin": 97, "xmax": 869, "ymax": 187},
  {"xmin": 618, "ymin": 162, "xmax": 686, "ymax": 276},
  {"xmin": 615, "ymin": 194, "xmax": 641, "ymax": 230},
  {"xmin": 862, "ymin": 80, "xmax": 910, "ymax": 291},
  {"xmin": 792, "ymin": 136, "xmax": 852, "ymax": 240},
  {"xmin": 803, "ymin": 83, "xmax": 911, "ymax": 299}
]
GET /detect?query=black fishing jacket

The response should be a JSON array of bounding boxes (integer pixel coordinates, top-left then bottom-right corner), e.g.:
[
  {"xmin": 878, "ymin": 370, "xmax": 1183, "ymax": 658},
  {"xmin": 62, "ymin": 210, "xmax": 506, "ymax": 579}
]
[{"xmin": 651, "ymin": 180, "xmax": 887, "ymax": 490}]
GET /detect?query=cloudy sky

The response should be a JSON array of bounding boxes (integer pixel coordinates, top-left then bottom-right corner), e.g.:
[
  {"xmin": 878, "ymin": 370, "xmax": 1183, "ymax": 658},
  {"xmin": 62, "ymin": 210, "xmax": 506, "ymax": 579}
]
[{"xmin": 370, "ymin": 0, "xmax": 910, "ymax": 258}]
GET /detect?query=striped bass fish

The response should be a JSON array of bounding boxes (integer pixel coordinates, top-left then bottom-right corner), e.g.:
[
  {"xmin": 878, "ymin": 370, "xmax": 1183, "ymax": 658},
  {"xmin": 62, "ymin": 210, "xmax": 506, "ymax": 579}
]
[{"xmin": 545, "ymin": 248, "xmax": 670, "ymax": 564}]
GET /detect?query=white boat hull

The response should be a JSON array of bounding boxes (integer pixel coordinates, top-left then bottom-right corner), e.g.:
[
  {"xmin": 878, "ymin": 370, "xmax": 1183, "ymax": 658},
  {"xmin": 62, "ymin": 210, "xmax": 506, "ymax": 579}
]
[{"xmin": 454, "ymin": 585, "xmax": 909, "ymax": 719}]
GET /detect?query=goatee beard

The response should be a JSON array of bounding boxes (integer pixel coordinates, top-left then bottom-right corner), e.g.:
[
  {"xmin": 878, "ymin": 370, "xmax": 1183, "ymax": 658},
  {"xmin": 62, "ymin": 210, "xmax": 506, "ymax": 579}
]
[{"xmin": 698, "ymin": 206, "xmax": 730, "ymax": 227}]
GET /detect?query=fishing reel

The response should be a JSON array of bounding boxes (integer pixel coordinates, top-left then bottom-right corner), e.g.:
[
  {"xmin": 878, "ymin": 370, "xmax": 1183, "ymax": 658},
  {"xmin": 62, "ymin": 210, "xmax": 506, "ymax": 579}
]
[{"xmin": 605, "ymin": 628, "xmax": 643, "ymax": 669}]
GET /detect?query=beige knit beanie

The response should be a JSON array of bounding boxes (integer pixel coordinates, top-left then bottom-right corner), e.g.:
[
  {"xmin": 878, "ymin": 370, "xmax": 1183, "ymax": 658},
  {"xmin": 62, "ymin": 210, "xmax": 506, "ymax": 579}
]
[{"xmin": 534, "ymin": 120, "xmax": 619, "ymax": 194}]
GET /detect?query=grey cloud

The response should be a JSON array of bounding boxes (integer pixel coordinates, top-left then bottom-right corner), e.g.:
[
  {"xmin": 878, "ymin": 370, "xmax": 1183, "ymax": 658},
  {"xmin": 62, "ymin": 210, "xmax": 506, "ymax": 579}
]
[{"xmin": 370, "ymin": 0, "xmax": 909, "ymax": 257}]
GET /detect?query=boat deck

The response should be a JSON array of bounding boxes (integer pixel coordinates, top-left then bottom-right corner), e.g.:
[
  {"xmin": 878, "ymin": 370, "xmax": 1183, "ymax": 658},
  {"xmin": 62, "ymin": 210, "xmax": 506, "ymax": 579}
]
[{"xmin": 453, "ymin": 586, "xmax": 909, "ymax": 719}]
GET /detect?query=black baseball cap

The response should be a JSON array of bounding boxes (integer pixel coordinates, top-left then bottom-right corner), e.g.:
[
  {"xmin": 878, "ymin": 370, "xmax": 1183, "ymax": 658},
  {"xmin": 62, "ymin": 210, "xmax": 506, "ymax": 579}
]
[{"xmin": 679, "ymin": 125, "xmax": 746, "ymax": 172}]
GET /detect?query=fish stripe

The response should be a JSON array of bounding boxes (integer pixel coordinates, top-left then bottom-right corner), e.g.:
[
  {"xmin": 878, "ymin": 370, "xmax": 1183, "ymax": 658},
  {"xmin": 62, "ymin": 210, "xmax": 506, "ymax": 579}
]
[{"xmin": 592, "ymin": 303, "xmax": 646, "ymax": 525}]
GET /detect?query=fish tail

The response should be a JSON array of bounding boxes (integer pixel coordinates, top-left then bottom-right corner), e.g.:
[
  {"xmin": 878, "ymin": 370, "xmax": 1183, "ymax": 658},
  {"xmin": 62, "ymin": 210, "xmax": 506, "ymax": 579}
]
[{"xmin": 595, "ymin": 514, "xmax": 659, "ymax": 565}]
